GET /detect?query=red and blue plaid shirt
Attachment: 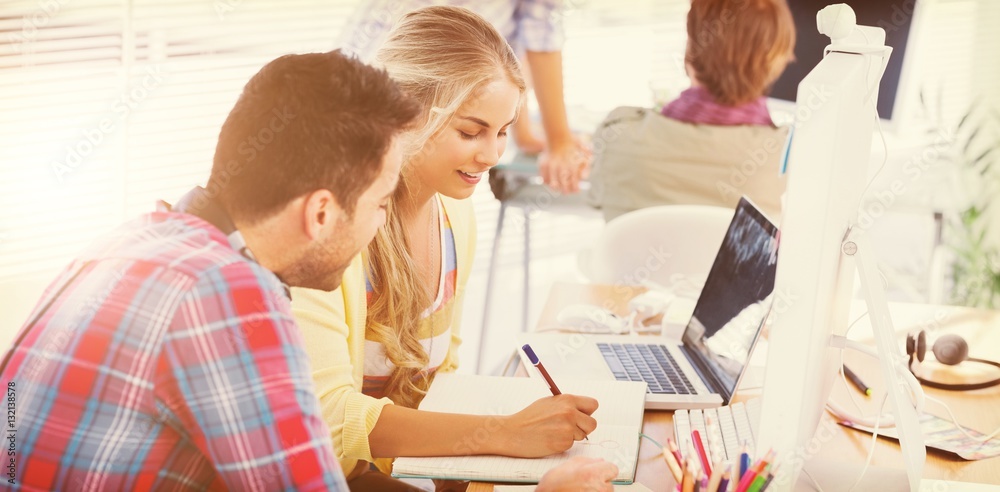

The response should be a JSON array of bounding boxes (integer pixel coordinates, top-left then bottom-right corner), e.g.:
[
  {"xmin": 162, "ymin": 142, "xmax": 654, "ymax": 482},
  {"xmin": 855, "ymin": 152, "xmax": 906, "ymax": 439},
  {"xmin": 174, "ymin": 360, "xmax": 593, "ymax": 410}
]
[{"xmin": 0, "ymin": 212, "xmax": 347, "ymax": 491}]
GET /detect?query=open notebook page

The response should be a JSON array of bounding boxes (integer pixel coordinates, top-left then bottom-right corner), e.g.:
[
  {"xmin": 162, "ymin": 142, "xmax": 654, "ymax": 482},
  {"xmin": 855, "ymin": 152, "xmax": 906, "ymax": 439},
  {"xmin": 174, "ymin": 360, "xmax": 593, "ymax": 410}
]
[
  {"xmin": 391, "ymin": 374, "xmax": 647, "ymax": 483},
  {"xmin": 494, "ymin": 483, "xmax": 653, "ymax": 492}
]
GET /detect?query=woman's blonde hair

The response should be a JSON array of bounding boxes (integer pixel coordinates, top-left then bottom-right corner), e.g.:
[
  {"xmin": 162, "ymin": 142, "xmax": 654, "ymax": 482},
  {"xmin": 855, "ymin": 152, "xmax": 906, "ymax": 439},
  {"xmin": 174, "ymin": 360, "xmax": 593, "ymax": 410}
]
[{"xmin": 367, "ymin": 6, "xmax": 525, "ymax": 408}]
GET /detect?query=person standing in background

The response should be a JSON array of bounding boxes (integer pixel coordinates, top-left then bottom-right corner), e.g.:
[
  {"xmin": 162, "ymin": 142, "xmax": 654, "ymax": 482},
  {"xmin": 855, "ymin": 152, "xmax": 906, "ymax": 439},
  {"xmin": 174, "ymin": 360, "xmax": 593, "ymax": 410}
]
[{"xmin": 339, "ymin": 0, "xmax": 591, "ymax": 194}]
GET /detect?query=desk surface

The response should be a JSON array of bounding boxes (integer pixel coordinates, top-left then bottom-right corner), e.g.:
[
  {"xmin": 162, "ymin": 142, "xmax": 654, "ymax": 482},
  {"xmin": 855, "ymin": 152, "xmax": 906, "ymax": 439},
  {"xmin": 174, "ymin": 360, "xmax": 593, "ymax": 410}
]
[{"xmin": 469, "ymin": 282, "xmax": 1000, "ymax": 491}]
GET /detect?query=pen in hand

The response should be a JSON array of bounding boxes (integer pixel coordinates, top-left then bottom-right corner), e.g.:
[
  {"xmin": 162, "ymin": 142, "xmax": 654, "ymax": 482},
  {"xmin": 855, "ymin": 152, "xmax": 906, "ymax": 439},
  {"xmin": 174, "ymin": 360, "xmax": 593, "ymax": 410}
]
[
  {"xmin": 522, "ymin": 343, "xmax": 588, "ymax": 440},
  {"xmin": 522, "ymin": 344, "xmax": 561, "ymax": 395}
]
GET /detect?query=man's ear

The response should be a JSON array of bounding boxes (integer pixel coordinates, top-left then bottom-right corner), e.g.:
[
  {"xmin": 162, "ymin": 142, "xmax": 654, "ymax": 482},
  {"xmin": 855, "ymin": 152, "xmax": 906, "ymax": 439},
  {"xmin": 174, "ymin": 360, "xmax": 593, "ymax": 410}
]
[{"xmin": 302, "ymin": 189, "xmax": 346, "ymax": 240}]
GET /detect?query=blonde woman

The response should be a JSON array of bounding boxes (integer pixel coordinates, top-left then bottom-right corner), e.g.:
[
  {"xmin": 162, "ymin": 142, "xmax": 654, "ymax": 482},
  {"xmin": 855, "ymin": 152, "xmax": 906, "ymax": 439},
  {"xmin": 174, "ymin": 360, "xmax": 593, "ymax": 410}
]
[{"xmin": 292, "ymin": 6, "xmax": 608, "ymax": 490}]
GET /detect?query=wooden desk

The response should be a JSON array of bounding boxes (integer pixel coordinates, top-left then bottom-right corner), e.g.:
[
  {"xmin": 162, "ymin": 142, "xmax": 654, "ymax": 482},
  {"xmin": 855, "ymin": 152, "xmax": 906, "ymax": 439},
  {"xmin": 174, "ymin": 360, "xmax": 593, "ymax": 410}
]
[{"xmin": 470, "ymin": 282, "xmax": 1000, "ymax": 491}]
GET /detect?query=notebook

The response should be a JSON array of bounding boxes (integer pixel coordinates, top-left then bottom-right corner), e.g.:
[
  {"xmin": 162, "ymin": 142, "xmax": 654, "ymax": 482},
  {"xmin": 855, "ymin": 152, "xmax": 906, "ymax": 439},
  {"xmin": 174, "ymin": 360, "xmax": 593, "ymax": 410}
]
[
  {"xmin": 391, "ymin": 373, "xmax": 648, "ymax": 484},
  {"xmin": 494, "ymin": 484, "xmax": 653, "ymax": 491}
]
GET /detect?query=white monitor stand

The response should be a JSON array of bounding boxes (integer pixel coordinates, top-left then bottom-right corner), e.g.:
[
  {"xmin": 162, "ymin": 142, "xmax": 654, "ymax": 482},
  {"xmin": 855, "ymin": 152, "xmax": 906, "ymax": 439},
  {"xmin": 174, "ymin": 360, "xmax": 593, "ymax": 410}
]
[{"xmin": 755, "ymin": 18, "xmax": 926, "ymax": 492}]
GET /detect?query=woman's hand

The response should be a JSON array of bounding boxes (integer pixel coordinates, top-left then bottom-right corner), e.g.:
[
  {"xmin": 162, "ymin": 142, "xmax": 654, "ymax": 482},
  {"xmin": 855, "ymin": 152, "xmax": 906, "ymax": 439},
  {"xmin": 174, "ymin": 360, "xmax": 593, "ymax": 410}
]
[
  {"xmin": 498, "ymin": 394, "xmax": 599, "ymax": 457},
  {"xmin": 536, "ymin": 457, "xmax": 618, "ymax": 492}
]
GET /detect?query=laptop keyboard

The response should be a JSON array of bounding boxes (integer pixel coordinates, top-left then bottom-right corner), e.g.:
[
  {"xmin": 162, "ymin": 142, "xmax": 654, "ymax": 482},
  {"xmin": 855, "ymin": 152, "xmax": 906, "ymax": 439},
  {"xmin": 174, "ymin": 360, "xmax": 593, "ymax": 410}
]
[{"xmin": 597, "ymin": 343, "xmax": 697, "ymax": 394}]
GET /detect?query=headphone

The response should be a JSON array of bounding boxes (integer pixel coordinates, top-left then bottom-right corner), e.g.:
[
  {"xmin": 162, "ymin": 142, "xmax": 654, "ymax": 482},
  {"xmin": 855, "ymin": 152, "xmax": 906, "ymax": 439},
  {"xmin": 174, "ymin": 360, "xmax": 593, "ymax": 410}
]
[{"xmin": 906, "ymin": 330, "xmax": 1000, "ymax": 391}]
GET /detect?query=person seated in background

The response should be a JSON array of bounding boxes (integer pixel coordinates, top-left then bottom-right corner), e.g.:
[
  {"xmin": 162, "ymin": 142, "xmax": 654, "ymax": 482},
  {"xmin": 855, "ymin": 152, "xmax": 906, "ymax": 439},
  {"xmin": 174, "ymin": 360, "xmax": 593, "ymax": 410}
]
[
  {"xmin": 0, "ymin": 49, "xmax": 614, "ymax": 492},
  {"xmin": 292, "ymin": 7, "xmax": 605, "ymax": 491},
  {"xmin": 587, "ymin": 0, "xmax": 796, "ymax": 222}
]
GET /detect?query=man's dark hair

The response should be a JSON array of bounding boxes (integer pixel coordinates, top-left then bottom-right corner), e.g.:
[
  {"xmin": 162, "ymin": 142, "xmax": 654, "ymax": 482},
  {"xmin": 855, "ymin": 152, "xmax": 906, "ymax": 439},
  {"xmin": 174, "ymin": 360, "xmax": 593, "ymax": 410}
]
[{"xmin": 209, "ymin": 50, "xmax": 420, "ymax": 222}]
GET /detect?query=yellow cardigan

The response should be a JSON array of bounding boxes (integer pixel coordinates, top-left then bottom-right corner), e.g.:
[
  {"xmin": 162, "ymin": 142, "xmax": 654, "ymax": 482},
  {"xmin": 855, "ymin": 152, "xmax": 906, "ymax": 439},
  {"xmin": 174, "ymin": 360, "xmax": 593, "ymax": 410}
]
[{"xmin": 290, "ymin": 195, "xmax": 476, "ymax": 478}]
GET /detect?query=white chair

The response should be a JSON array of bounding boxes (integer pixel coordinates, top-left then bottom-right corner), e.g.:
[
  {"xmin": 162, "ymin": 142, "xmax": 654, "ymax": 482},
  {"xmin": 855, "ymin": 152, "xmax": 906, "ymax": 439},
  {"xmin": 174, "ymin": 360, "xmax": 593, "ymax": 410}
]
[{"xmin": 577, "ymin": 205, "xmax": 734, "ymax": 297}]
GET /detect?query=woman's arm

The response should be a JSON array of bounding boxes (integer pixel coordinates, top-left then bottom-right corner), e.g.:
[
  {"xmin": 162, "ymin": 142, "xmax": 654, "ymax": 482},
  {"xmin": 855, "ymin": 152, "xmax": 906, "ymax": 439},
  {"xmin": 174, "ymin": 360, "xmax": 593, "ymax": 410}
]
[
  {"xmin": 525, "ymin": 50, "xmax": 593, "ymax": 195},
  {"xmin": 365, "ymin": 198, "xmax": 602, "ymax": 459},
  {"xmin": 368, "ymin": 393, "xmax": 599, "ymax": 458}
]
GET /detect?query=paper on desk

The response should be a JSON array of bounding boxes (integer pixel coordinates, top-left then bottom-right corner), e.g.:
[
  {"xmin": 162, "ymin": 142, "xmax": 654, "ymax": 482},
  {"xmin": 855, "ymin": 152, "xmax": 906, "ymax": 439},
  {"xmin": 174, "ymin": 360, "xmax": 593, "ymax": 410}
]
[
  {"xmin": 919, "ymin": 479, "xmax": 1000, "ymax": 491},
  {"xmin": 391, "ymin": 374, "xmax": 647, "ymax": 483},
  {"xmin": 839, "ymin": 412, "xmax": 1000, "ymax": 460},
  {"xmin": 494, "ymin": 483, "xmax": 653, "ymax": 492}
]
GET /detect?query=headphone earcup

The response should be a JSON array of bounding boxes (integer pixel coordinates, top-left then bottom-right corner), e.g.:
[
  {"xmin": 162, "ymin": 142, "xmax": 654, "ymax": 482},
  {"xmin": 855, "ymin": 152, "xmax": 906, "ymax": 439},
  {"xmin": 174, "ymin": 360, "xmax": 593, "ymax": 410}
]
[
  {"xmin": 916, "ymin": 331, "xmax": 927, "ymax": 363},
  {"xmin": 933, "ymin": 334, "xmax": 969, "ymax": 366},
  {"xmin": 906, "ymin": 331, "xmax": 927, "ymax": 362}
]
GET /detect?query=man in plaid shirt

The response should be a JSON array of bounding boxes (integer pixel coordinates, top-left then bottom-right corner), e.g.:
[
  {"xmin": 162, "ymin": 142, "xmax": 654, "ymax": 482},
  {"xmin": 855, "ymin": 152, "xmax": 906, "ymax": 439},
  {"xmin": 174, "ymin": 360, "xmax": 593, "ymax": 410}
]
[{"xmin": 0, "ymin": 51, "xmax": 419, "ymax": 491}]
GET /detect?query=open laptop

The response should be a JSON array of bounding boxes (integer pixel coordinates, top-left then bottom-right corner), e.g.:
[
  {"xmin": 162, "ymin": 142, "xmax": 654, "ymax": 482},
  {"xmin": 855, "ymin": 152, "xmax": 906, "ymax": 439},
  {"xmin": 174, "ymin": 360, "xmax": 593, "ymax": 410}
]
[{"xmin": 520, "ymin": 197, "xmax": 779, "ymax": 410}]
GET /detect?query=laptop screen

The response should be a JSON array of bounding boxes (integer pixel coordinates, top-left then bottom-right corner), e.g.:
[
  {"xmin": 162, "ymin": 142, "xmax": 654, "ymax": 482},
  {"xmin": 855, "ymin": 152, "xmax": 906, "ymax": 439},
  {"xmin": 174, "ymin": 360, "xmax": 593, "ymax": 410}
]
[{"xmin": 681, "ymin": 197, "xmax": 779, "ymax": 401}]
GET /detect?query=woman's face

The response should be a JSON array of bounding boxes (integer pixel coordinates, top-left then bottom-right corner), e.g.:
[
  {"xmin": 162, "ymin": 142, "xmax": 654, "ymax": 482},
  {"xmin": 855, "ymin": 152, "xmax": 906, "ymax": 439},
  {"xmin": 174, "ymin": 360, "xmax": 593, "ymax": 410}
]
[{"xmin": 408, "ymin": 78, "xmax": 521, "ymax": 200}]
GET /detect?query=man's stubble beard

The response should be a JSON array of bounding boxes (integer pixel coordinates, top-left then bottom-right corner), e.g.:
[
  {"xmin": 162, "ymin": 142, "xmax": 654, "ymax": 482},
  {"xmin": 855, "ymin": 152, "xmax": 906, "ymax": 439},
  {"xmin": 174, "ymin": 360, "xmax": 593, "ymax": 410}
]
[{"xmin": 283, "ymin": 222, "xmax": 354, "ymax": 292}]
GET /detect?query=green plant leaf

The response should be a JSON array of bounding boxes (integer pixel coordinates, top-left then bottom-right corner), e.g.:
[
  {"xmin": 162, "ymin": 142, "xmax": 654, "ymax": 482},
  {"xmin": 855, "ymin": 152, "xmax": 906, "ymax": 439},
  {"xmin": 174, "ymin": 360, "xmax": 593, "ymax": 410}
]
[
  {"xmin": 942, "ymin": 102, "xmax": 1000, "ymax": 309},
  {"xmin": 957, "ymin": 103, "xmax": 977, "ymax": 131},
  {"xmin": 963, "ymin": 126, "xmax": 982, "ymax": 155},
  {"xmin": 972, "ymin": 146, "xmax": 995, "ymax": 165},
  {"xmin": 936, "ymin": 84, "xmax": 944, "ymax": 128}
]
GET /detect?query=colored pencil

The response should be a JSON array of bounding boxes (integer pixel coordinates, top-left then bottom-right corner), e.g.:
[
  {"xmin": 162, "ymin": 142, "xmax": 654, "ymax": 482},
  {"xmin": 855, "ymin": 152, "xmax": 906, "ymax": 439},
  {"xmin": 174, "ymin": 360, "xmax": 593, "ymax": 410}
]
[
  {"xmin": 738, "ymin": 442, "xmax": 750, "ymax": 481},
  {"xmin": 691, "ymin": 429, "xmax": 713, "ymax": 478},
  {"xmin": 760, "ymin": 470, "xmax": 776, "ymax": 492},
  {"xmin": 682, "ymin": 458, "xmax": 696, "ymax": 492},
  {"xmin": 668, "ymin": 437, "xmax": 685, "ymax": 466},
  {"xmin": 746, "ymin": 466, "xmax": 769, "ymax": 492},
  {"xmin": 663, "ymin": 446, "xmax": 684, "ymax": 483},
  {"xmin": 718, "ymin": 468, "xmax": 732, "ymax": 492},
  {"xmin": 707, "ymin": 461, "xmax": 726, "ymax": 492}
]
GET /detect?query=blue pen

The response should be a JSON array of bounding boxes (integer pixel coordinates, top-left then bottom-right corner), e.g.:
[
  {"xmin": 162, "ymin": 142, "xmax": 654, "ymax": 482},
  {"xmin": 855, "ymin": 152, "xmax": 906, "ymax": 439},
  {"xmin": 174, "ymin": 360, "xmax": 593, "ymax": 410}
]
[
  {"xmin": 522, "ymin": 344, "xmax": 562, "ymax": 395},
  {"xmin": 522, "ymin": 344, "xmax": 588, "ymax": 440}
]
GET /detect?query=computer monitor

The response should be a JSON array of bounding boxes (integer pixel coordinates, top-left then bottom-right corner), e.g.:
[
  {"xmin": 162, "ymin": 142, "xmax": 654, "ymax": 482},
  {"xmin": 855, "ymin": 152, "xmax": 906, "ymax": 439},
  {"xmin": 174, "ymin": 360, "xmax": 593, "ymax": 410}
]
[
  {"xmin": 756, "ymin": 10, "xmax": 925, "ymax": 492},
  {"xmin": 768, "ymin": 0, "xmax": 923, "ymax": 129}
]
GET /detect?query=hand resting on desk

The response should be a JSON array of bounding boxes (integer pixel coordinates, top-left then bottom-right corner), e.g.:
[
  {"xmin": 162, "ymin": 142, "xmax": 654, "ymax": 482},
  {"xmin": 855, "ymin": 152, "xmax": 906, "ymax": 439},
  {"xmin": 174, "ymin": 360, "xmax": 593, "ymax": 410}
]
[{"xmin": 499, "ymin": 394, "xmax": 599, "ymax": 457}]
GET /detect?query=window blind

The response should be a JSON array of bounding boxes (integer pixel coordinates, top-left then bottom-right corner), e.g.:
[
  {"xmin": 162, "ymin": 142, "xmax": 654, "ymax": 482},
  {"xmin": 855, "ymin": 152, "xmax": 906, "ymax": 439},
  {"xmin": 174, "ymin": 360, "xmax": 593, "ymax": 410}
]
[
  {"xmin": 0, "ymin": 1, "xmax": 355, "ymax": 282},
  {"xmin": 1, "ymin": 1, "xmax": 126, "ymax": 281}
]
